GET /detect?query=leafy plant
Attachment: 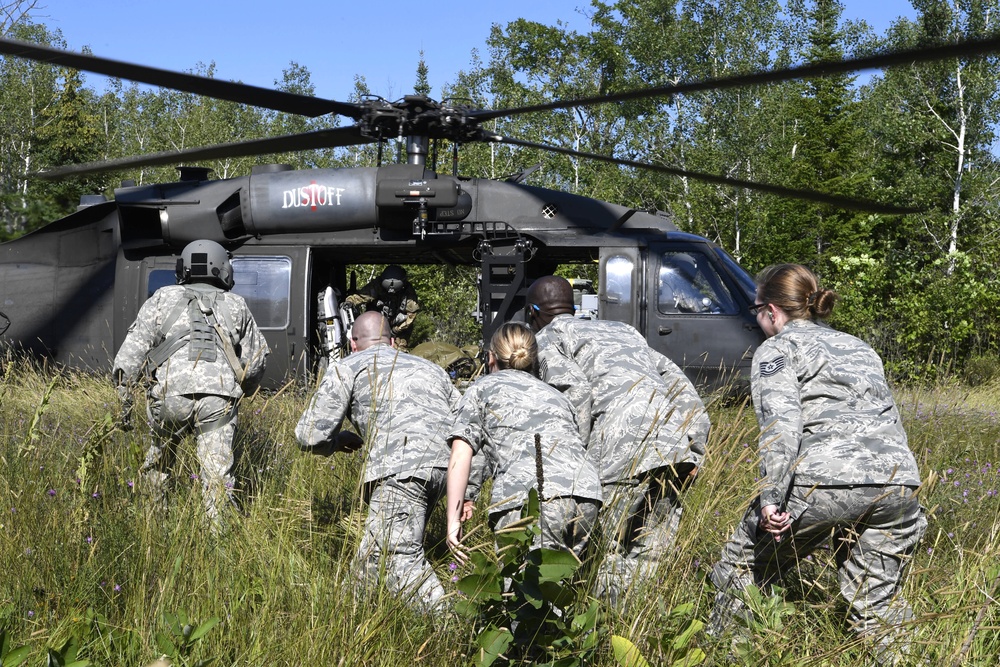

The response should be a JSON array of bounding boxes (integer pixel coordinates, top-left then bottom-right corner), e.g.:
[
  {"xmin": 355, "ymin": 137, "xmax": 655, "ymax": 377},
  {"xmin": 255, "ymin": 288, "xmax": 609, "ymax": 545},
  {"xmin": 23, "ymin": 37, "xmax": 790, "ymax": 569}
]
[
  {"xmin": 455, "ymin": 489, "xmax": 603, "ymax": 666},
  {"xmin": 45, "ymin": 636, "xmax": 89, "ymax": 667},
  {"xmin": 0, "ymin": 629, "xmax": 30, "ymax": 667},
  {"xmin": 729, "ymin": 585, "xmax": 798, "ymax": 665},
  {"xmin": 154, "ymin": 611, "xmax": 220, "ymax": 667}
]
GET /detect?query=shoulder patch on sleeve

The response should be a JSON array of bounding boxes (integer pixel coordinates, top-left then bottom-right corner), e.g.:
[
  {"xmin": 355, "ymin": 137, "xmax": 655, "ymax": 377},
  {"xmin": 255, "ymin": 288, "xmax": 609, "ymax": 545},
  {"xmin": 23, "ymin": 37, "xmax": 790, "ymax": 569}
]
[{"xmin": 759, "ymin": 356, "xmax": 786, "ymax": 377}]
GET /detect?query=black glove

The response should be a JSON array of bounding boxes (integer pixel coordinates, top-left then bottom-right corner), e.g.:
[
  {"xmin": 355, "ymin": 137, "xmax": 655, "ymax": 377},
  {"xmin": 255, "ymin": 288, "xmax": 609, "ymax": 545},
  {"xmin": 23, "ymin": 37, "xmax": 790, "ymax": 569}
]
[{"xmin": 120, "ymin": 398, "xmax": 134, "ymax": 432}]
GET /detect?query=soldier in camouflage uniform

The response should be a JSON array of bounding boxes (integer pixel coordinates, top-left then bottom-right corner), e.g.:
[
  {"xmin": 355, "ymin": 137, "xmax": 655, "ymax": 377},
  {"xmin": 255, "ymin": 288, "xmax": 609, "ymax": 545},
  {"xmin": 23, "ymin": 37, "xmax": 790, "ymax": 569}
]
[
  {"xmin": 113, "ymin": 240, "xmax": 269, "ymax": 523},
  {"xmin": 296, "ymin": 310, "xmax": 457, "ymax": 610},
  {"xmin": 446, "ymin": 322, "xmax": 602, "ymax": 561},
  {"xmin": 345, "ymin": 265, "xmax": 420, "ymax": 351},
  {"xmin": 708, "ymin": 264, "xmax": 925, "ymax": 664},
  {"xmin": 526, "ymin": 275, "xmax": 710, "ymax": 606}
]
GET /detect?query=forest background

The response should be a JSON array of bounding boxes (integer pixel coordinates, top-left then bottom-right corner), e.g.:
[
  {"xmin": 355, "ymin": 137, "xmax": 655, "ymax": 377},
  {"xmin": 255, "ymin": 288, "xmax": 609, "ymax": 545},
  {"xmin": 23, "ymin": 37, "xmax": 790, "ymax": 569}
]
[{"xmin": 2, "ymin": 0, "xmax": 1000, "ymax": 382}]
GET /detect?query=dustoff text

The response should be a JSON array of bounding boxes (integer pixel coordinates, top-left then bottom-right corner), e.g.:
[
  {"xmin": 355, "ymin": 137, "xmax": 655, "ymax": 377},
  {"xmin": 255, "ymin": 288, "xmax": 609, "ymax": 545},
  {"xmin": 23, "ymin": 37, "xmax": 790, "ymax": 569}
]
[{"xmin": 282, "ymin": 182, "xmax": 346, "ymax": 210}]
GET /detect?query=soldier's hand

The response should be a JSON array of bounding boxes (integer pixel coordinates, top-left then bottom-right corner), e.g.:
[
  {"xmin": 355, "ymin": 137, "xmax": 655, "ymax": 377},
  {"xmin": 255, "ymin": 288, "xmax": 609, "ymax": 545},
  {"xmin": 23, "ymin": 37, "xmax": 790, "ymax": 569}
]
[
  {"xmin": 461, "ymin": 500, "xmax": 475, "ymax": 522},
  {"xmin": 446, "ymin": 518, "xmax": 468, "ymax": 564},
  {"xmin": 120, "ymin": 400, "xmax": 134, "ymax": 432},
  {"xmin": 759, "ymin": 504, "xmax": 791, "ymax": 541},
  {"xmin": 334, "ymin": 431, "xmax": 364, "ymax": 452}
]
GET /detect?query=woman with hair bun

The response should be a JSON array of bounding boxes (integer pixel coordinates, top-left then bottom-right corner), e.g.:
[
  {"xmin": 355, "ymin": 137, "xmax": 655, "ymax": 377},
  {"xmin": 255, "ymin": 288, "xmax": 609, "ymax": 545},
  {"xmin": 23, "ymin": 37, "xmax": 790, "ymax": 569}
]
[
  {"xmin": 446, "ymin": 322, "xmax": 602, "ymax": 561},
  {"xmin": 708, "ymin": 264, "xmax": 925, "ymax": 662}
]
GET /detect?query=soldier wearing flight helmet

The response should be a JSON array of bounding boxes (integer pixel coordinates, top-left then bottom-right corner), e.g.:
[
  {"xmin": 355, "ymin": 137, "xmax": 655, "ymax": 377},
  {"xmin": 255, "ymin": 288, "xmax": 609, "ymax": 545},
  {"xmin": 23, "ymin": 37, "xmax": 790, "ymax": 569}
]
[
  {"xmin": 113, "ymin": 240, "xmax": 269, "ymax": 525},
  {"xmin": 346, "ymin": 265, "xmax": 420, "ymax": 351}
]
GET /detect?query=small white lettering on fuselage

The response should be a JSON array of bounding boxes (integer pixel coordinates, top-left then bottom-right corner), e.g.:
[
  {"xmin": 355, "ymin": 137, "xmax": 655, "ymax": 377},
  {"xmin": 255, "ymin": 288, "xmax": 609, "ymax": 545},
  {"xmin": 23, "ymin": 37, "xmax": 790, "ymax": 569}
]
[{"xmin": 282, "ymin": 181, "xmax": 346, "ymax": 210}]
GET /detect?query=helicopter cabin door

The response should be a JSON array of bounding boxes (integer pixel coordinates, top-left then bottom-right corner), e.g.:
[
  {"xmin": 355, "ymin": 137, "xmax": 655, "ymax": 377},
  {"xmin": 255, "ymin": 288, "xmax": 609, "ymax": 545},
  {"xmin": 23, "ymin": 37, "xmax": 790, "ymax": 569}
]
[
  {"xmin": 229, "ymin": 248, "xmax": 308, "ymax": 386},
  {"xmin": 644, "ymin": 242, "xmax": 759, "ymax": 390}
]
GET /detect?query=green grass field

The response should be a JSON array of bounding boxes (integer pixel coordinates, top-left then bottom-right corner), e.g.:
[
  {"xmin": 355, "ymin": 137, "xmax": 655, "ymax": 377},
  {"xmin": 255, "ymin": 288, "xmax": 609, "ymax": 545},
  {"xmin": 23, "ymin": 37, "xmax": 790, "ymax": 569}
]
[{"xmin": 1, "ymin": 355, "xmax": 998, "ymax": 666}]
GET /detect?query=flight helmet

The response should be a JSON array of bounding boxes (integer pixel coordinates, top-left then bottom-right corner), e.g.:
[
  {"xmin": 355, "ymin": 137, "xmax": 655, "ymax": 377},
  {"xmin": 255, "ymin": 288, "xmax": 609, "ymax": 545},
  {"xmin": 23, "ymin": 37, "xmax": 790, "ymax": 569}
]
[
  {"xmin": 380, "ymin": 265, "xmax": 407, "ymax": 294},
  {"xmin": 177, "ymin": 239, "xmax": 234, "ymax": 289}
]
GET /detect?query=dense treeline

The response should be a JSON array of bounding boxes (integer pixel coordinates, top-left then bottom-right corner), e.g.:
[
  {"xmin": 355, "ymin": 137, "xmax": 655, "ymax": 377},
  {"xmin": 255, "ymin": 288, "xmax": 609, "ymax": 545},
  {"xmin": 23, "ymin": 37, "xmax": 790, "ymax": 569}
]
[{"xmin": 2, "ymin": 0, "xmax": 1000, "ymax": 379}]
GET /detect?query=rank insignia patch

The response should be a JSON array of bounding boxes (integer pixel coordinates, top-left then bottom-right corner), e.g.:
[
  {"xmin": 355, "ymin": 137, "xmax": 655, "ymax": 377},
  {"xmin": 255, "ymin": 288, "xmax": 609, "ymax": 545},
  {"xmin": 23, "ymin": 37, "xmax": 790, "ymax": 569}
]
[{"xmin": 759, "ymin": 356, "xmax": 785, "ymax": 377}]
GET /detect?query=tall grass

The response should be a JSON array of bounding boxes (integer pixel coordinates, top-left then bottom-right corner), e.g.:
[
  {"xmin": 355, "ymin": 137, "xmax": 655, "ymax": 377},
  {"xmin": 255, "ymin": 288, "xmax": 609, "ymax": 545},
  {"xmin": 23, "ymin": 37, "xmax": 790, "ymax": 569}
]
[{"xmin": 1, "ymin": 354, "xmax": 998, "ymax": 665}]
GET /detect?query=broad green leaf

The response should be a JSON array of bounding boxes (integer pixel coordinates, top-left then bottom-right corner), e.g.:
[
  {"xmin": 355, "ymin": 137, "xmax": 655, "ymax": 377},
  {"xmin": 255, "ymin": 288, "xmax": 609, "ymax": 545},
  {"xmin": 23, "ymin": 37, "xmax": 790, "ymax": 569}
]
[
  {"xmin": 526, "ymin": 548, "xmax": 579, "ymax": 581},
  {"xmin": 190, "ymin": 617, "xmax": 221, "ymax": 642},
  {"xmin": 671, "ymin": 619, "xmax": 704, "ymax": 651},
  {"xmin": 2, "ymin": 646, "xmax": 31, "ymax": 667},
  {"xmin": 538, "ymin": 580, "xmax": 576, "ymax": 608},
  {"xmin": 457, "ymin": 574, "xmax": 503, "ymax": 601},
  {"xmin": 670, "ymin": 602, "xmax": 695, "ymax": 618},
  {"xmin": 473, "ymin": 627, "xmax": 513, "ymax": 667},
  {"xmin": 571, "ymin": 600, "xmax": 600, "ymax": 634},
  {"xmin": 155, "ymin": 633, "xmax": 177, "ymax": 659},
  {"xmin": 611, "ymin": 635, "xmax": 650, "ymax": 667},
  {"xmin": 525, "ymin": 488, "xmax": 540, "ymax": 518},
  {"xmin": 59, "ymin": 639, "xmax": 79, "ymax": 662},
  {"xmin": 671, "ymin": 648, "xmax": 706, "ymax": 667},
  {"xmin": 512, "ymin": 576, "xmax": 545, "ymax": 609}
]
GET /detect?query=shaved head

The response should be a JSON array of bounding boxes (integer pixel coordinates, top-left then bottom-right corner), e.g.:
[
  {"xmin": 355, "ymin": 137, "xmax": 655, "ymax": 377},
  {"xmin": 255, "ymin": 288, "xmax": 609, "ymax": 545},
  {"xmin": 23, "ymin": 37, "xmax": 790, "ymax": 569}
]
[
  {"xmin": 526, "ymin": 275, "xmax": 575, "ymax": 330},
  {"xmin": 351, "ymin": 311, "xmax": 393, "ymax": 351}
]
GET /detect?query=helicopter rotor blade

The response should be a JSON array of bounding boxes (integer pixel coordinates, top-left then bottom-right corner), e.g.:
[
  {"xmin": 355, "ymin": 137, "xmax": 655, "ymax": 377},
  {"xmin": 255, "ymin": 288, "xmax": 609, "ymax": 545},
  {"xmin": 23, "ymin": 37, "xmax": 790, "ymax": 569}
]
[
  {"xmin": 32, "ymin": 126, "xmax": 373, "ymax": 180},
  {"xmin": 488, "ymin": 134, "xmax": 922, "ymax": 215},
  {"xmin": 0, "ymin": 36, "xmax": 363, "ymax": 119},
  {"xmin": 472, "ymin": 35, "xmax": 1000, "ymax": 122}
]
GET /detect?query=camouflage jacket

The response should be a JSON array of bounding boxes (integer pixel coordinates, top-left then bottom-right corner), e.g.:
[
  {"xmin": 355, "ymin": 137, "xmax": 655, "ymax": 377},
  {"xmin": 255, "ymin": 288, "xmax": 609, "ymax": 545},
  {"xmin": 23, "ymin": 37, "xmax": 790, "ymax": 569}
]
[
  {"xmin": 296, "ymin": 343, "xmax": 458, "ymax": 484},
  {"xmin": 752, "ymin": 319, "xmax": 921, "ymax": 507},
  {"xmin": 345, "ymin": 280, "xmax": 420, "ymax": 337},
  {"xmin": 536, "ymin": 314, "xmax": 709, "ymax": 483},
  {"xmin": 449, "ymin": 369, "xmax": 602, "ymax": 514},
  {"xmin": 113, "ymin": 283, "xmax": 269, "ymax": 400}
]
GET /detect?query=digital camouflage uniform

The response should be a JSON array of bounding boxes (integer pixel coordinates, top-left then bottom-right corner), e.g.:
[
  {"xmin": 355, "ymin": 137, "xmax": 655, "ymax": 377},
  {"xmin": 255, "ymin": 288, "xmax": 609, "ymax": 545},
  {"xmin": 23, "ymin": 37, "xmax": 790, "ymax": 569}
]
[
  {"xmin": 709, "ymin": 319, "xmax": 925, "ymax": 663},
  {"xmin": 345, "ymin": 280, "xmax": 420, "ymax": 351},
  {"xmin": 535, "ymin": 314, "xmax": 709, "ymax": 602},
  {"xmin": 295, "ymin": 343, "xmax": 458, "ymax": 610},
  {"xmin": 449, "ymin": 369, "xmax": 602, "ymax": 558},
  {"xmin": 113, "ymin": 282, "xmax": 269, "ymax": 522},
  {"xmin": 538, "ymin": 315, "xmax": 709, "ymax": 601}
]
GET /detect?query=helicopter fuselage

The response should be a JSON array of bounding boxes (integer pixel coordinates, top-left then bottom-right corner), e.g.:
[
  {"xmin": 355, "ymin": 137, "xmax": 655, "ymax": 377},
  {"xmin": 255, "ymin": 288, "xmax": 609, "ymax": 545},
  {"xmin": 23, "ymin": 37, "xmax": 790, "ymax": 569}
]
[{"xmin": 0, "ymin": 163, "xmax": 764, "ymax": 392}]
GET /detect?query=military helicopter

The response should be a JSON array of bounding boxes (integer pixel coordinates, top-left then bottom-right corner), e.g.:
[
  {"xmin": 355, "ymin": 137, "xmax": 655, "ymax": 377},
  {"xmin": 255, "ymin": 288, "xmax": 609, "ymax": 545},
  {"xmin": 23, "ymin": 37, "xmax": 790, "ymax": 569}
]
[{"xmin": 0, "ymin": 35, "xmax": 996, "ymax": 391}]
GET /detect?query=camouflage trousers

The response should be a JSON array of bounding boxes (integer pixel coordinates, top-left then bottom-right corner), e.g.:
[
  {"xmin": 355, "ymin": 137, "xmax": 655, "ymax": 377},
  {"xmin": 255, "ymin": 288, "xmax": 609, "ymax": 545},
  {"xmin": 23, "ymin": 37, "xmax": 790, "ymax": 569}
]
[
  {"xmin": 492, "ymin": 496, "xmax": 600, "ymax": 559},
  {"xmin": 593, "ymin": 466, "xmax": 687, "ymax": 607},
  {"xmin": 709, "ymin": 485, "xmax": 926, "ymax": 663},
  {"xmin": 142, "ymin": 393, "xmax": 238, "ymax": 524},
  {"xmin": 357, "ymin": 470, "xmax": 447, "ymax": 611}
]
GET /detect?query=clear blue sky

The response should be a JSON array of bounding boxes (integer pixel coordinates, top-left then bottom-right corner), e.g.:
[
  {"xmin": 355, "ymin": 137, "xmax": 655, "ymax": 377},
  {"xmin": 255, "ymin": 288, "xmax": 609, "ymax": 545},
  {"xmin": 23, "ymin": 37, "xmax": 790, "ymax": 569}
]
[{"xmin": 30, "ymin": 0, "xmax": 916, "ymax": 101}]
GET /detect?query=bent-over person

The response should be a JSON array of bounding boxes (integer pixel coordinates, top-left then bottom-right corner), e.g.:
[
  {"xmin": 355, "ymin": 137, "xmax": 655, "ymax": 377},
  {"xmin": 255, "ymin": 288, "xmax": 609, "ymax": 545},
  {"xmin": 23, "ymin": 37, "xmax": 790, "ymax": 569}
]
[
  {"xmin": 446, "ymin": 323, "xmax": 602, "ymax": 563},
  {"xmin": 708, "ymin": 263, "xmax": 925, "ymax": 664},
  {"xmin": 527, "ymin": 275, "xmax": 710, "ymax": 606},
  {"xmin": 296, "ymin": 311, "xmax": 458, "ymax": 610}
]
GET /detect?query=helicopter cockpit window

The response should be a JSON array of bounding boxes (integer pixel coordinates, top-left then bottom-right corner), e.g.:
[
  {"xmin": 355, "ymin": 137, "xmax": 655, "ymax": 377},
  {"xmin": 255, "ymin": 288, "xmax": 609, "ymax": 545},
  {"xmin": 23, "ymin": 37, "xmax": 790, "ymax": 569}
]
[
  {"xmin": 714, "ymin": 247, "xmax": 757, "ymax": 304},
  {"xmin": 602, "ymin": 254, "xmax": 635, "ymax": 325},
  {"xmin": 657, "ymin": 251, "xmax": 737, "ymax": 315},
  {"xmin": 605, "ymin": 256, "xmax": 633, "ymax": 306},
  {"xmin": 231, "ymin": 256, "xmax": 292, "ymax": 330}
]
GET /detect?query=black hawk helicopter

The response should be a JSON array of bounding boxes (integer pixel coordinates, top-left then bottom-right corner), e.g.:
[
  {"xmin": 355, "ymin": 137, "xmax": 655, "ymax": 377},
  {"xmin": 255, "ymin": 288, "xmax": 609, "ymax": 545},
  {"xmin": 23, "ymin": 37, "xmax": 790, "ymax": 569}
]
[{"xmin": 0, "ymin": 35, "xmax": 996, "ymax": 390}]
